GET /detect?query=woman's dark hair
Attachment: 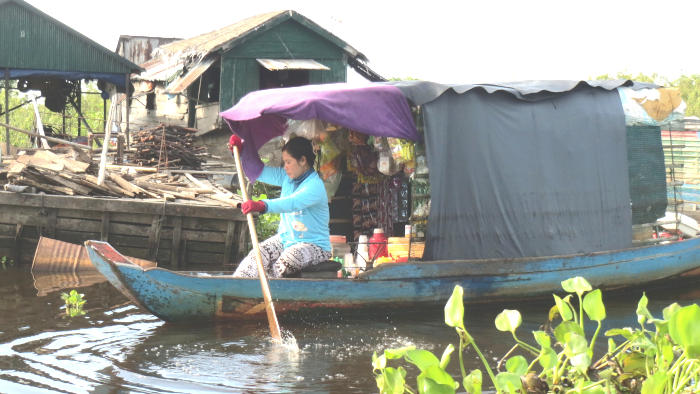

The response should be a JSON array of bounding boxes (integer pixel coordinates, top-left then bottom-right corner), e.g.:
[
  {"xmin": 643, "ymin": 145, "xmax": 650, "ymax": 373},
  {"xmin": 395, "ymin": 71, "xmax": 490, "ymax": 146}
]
[{"xmin": 282, "ymin": 137, "xmax": 315, "ymax": 166}]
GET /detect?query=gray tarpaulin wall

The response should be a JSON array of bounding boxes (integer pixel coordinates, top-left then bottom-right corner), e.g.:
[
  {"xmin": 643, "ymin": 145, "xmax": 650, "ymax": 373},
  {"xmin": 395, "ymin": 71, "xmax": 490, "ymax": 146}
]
[{"xmin": 395, "ymin": 81, "xmax": 642, "ymax": 260}]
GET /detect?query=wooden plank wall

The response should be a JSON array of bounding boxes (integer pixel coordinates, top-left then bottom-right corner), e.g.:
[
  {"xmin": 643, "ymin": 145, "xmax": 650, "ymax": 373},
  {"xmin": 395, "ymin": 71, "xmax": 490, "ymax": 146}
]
[{"xmin": 0, "ymin": 191, "xmax": 250, "ymax": 268}]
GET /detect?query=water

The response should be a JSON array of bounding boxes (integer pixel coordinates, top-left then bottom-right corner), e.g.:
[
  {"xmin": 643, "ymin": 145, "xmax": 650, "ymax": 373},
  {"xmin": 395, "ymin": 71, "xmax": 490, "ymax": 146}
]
[{"xmin": 1, "ymin": 264, "xmax": 698, "ymax": 393}]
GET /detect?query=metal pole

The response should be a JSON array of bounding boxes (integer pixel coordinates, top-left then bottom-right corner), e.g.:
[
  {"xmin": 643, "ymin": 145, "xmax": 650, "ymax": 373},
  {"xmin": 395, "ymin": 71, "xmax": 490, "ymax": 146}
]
[{"xmin": 4, "ymin": 68, "xmax": 10, "ymax": 156}]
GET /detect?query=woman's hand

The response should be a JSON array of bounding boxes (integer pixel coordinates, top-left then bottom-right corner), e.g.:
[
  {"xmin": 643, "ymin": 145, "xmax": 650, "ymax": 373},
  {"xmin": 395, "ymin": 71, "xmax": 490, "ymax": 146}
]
[
  {"xmin": 228, "ymin": 134, "xmax": 243, "ymax": 152},
  {"xmin": 240, "ymin": 200, "xmax": 267, "ymax": 214}
]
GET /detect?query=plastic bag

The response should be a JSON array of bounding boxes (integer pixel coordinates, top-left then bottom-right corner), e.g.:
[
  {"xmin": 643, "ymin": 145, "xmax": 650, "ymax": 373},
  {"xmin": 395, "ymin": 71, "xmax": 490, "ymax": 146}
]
[
  {"xmin": 387, "ymin": 138, "xmax": 415, "ymax": 165},
  {"xmin": 285, "ymin": 119, "xmax": 325, "ymax": 140},
  {"xmin": 323, "ymin": 171, "xmax": 342, "ymax": 199}
]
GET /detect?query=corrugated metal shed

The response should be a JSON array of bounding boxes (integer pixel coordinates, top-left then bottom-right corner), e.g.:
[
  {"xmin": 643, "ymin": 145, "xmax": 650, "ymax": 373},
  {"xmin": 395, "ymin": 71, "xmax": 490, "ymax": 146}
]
[{"xmin": 0, "ymin": 0, "xmax": 141, "ymax": 74}]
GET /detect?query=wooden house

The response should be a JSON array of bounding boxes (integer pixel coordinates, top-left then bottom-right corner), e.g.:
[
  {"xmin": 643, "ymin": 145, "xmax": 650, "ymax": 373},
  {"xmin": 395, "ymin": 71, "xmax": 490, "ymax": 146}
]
[{"xmin": 128, "ymin": 10, "xmax": 383, "ymax": 162}]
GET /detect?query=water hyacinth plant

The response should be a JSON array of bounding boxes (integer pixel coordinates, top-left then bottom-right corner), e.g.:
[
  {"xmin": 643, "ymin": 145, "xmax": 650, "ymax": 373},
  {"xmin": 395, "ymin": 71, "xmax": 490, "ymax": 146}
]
[
  {"xmin": 60, "ymin": 289, "xmax": 86, "ymax": 317},
  {"xmin": 371, "ymin": 277, "xmax": 700, "ymax": 393}
]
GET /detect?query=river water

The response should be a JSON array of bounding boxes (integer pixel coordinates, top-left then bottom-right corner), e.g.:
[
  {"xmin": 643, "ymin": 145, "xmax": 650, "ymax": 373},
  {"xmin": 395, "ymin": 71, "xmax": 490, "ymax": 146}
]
[{"xmin": 0, "ymin": 263, "xmax": 698, "ymax": 393}]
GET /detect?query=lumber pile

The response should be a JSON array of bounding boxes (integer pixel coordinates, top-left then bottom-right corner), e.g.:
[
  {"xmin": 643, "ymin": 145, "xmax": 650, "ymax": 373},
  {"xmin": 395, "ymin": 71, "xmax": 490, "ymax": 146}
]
[
  {"xmin": 0, "ymin": 148, "xmax": 242, "ymax": 207},
  {"xmin": 130, "ymin": 124, "xmax": 205, "ymax": 170}
]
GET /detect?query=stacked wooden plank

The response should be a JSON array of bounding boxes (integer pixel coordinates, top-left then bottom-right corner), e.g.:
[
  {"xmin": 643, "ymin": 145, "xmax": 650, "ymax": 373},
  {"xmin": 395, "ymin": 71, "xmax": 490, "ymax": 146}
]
[
  {"xmin": 0, "ymin": 149, "xmax": 243, "ymax": 208},
  {"xmin": 130, "ymin": 124, "xmax": 205, "ymax": 170}
]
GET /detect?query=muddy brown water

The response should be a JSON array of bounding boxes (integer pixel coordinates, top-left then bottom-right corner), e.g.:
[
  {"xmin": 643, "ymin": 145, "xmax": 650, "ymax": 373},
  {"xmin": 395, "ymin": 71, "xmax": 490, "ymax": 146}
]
[{"xmin": 0, "ymin": 264, "xmax": 698, "ymax": 393}]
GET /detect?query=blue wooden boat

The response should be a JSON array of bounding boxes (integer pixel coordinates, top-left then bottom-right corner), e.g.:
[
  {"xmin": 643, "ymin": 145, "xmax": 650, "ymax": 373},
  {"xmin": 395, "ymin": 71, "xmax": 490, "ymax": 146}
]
[
  {"xmin": 85, "ymin": 80, "xmax": 700, "ymax": 322},
  {"xmin": 84, "ymin": 239, "xmax": 700, "ymax": 322}
]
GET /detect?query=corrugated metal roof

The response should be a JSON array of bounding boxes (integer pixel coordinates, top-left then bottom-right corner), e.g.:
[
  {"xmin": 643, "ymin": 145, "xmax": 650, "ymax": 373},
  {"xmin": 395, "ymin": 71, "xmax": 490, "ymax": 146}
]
[
  {"xmin": 116, "ymin": 35, "xmax": 181, "ymax": 65},
  {"xmin": 0, "ymin": 0, "xmax": 142, "ymax": 74},
  {"xmin": 256, "ymin": 58, "xmax": 329, "ymax": 71},
  {"xmin": 156, "ymin": 11, "xmax": 289, "ymax": 58},
  {"xmin": 165, "ymin": 58, "xmax": 216, "ymax": 94}
]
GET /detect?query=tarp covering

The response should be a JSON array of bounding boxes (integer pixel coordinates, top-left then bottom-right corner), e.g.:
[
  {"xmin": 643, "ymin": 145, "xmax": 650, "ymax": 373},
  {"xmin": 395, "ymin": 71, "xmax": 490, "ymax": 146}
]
[
  {"xmin": 8, "ymin": 69, "xmax": 129, "ymax": 90},
  {"xmin": 220, "ymin": 83, "xmax": 419, "ymax": 181},
  {"xmin": 397, "ymin": 82, "xmax": 633, "ymax": 260},
  {"xmin": 221, "ymin": 80, "xmax": 656, "ymax": 261}
]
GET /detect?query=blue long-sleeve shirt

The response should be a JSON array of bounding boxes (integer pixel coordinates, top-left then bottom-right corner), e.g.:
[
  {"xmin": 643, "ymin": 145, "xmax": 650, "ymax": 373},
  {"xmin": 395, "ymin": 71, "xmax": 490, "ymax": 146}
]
[{"xmin": 259, "ymin": 166, "xmax": 331, "ymax": 251}]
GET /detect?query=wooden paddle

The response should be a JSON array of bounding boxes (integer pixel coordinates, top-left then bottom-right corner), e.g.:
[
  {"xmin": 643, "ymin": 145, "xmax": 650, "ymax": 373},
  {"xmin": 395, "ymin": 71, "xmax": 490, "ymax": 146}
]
[{"xmin": 232, "ymin": 145, "xmax": 282, "ymax": 341}]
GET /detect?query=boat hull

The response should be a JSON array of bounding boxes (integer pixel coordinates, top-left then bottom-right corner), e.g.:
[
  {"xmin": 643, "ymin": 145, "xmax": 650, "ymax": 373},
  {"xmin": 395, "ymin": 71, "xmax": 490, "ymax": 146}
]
[{"xmin": 84, "ymin": 239, "xmax": 700, "ymax": 322}]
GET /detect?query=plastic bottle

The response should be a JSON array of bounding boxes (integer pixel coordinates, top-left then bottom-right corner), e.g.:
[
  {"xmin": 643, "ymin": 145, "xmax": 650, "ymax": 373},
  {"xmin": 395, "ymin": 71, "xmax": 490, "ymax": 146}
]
[
  {"xmin": 356, "ymin": 235, "xmax": 369, "ymax": 272},
  {"xmin": 369, "ymin": 228, "xmax": 388, "ymax": 262}
]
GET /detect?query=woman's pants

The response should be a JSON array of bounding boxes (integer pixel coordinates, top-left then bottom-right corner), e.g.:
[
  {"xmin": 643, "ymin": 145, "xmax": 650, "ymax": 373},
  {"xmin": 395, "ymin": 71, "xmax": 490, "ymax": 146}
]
[{"xmin": 233, "ymin": 235, "xmax": 332, "ymax": 278}]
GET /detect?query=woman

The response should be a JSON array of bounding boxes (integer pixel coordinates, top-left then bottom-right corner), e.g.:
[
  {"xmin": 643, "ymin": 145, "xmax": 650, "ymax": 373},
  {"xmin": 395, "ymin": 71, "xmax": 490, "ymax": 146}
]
[{"xmin": 229, "ymin": 134, "xmax": 331, "ymax": 278}]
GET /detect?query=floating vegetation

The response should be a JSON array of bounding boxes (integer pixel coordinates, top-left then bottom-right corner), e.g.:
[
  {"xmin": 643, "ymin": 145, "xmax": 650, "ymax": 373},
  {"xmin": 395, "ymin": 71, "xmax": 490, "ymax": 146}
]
[
  {"xmin": 60, "ymin": 289, "xmax": 86, "ymax": 317},
  {"xmin": 372, "ymin": 277, "xmax": 700, "ymax": 393}
]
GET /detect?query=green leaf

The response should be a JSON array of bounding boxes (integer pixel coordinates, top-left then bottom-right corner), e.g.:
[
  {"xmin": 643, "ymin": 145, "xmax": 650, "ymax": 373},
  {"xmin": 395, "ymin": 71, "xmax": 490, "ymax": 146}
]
[
  {"xmin": 641, "ymin": 371, "xmax": 668, "ymax": 394},
  {"xmin": 372, "ymin": 351, "xmax": 387, "ymax": 370},
  {"xmin": 505, "ymin": 355, "xmax": 528, "ymax": 375},
  {"xmin": 385, "ymin": 346, "xmax": 414, "ymax": 360},
  {"xmin": 620, "ymin": 351, "xmax": 647, "ymax": 375},
  {"xmin": 377, "ymin": 366, "xmax": 407, "ymax": 394},
  {"xmin": 563, "ymin": 332, "xmax": 589, "ymax": 358},
  {"xmin": 582, "ymin": 289, "xmax": 606, "ymax": 321},
  {"xmin": 561, "ymin": 276, "xmax": 592, "ymax": 296},
  {"xmin": 495, "ymin": 372, "xmax": 523, "ymax": 394},
  {"xmin": 405, "ymin": 349, "xmax": 440, "ymax": 372},
  {"xmin": 417, "ymin": 376, "xmax": 456, "ymax": 394},
  {"xmin": 463, "ymin": 369, "xmax": 482, "ymax": 394},
  {"xmin": 668, "ymin": 303, "xmax": 700, "ymax": 358},
  {"xmin": 553, "ymin": 294, "xmax": 573, "ymax": 321},
  {"xmin": 444, "ymin": 285, "xmax": 465, "ymax": 329},
  {"xmin": 604, "ymin": 327, "xmax": 634, "ymax": 340},
  {"xmin": 554, "ymin": 321, "xmax": 584, "ymax": 345},
  {"xmin": 569, "ymin": 351, "xmax": 592, "ymax": 374},
  {"xmin": 416, "ymin": 365, "xmax": 456, "ymax": 392},
  {"xmin": 662, "ymin": 302, "xmax": 681, "ymax": 320},
  {"xmin": 439, "ymin": 344, "xmax": 454, "ymax": 370},
  {"xmin": 636, "ymin": 293, "xmax": 653, "ymax": 325},
  {"xmin": 538, "ymin": 346, "xmax": 557, "ymax": 370},
  {"xmin": 532, "ymin": 330, "xmax": 550, "ymax": 348},
  {"xmin": 494, "ymin": 309, "xmax": 522, "ymax": 333}
]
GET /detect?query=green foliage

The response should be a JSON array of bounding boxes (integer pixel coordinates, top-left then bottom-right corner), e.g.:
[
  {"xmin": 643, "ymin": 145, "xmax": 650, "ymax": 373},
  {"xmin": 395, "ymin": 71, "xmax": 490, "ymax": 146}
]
[
  {"xmin": 372, "ymin": 277, "xmax": 700, "ymax": 394},
  {"xmin": 246, "ymin": 181, "xmax": 281, "ymax": 244},
  {"xmin": 0, "ymin": 81, "xmax": 107, "ymax": 148},
  {"xmin": 60, "ymin": 289, "xmax": 86, "ymax": 317},
  {"xmin": 0, "ymin": 256, "xmax": 13, "ymax": 270}
]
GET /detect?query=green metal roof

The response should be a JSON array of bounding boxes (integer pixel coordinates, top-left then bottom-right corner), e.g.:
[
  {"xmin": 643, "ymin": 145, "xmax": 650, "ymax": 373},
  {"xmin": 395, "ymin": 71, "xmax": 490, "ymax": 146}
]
[{"xmin": 0, "ymin": 0, "xmax": 142, "ymax": 74}]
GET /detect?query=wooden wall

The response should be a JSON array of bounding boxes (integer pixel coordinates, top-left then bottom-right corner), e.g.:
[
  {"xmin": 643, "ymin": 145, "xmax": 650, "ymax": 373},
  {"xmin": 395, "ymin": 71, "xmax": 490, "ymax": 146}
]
[{"xmin": 0, "ymin": 192, "xmax": 249, "ymax": 269}]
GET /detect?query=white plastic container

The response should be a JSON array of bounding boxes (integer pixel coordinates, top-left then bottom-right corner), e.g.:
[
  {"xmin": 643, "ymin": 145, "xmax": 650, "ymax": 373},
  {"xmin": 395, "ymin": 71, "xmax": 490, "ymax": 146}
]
[{"xmin": 356, "ymin": 235, "xmax": 369, "ymax": 271}]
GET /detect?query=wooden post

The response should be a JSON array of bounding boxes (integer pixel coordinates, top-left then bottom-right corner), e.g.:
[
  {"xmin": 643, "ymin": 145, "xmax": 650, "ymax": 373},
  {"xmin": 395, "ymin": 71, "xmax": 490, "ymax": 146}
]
[
  {"xmin": 77, "ymin": 82, "xmax": 82, "ymax": 137},
  {"xmin": 170, "ymin": 216, "xmax": 182, "ymax": 268},
  {"xmin": 116, "ymin": 134, "xmax": 124, "ymax": 164},
  {"xmin": 100, "ymin": 212, "xmax": 110, "ymax": 241},
  {"xmin": 4, "ymin": 68, "xmax": 9, "ymax": 157},
  {"xmin": 125, "ymin": 74, "xmax": 130, "ymax": 148},
  {"xmin": 147, "ymin": 215, "xmax": 163, "ymax": 261},
  {"xmin": 103, "ymin": 96, "xmax": 107, "ymax": 134},
  {"xmin": 224, "ymin": 220, "xmax": 236, "ymax": 266}
]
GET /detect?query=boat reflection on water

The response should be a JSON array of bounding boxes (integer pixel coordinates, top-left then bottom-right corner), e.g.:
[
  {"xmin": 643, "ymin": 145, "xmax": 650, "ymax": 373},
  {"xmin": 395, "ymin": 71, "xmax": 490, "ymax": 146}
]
[{"xmin": 32, "ymin": 270, "xmax": 107, "ymax": 297}]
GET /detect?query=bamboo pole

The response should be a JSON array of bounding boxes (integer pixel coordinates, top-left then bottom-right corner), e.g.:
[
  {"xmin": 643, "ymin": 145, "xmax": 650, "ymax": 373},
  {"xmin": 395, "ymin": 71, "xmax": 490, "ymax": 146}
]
[
  {"xmin": 0, "ymin": 122, "xmax": 91, "ymax": 151},
  {"xmin": 232, "ymin": 145, "xmax": 282, "ymax": 341}
]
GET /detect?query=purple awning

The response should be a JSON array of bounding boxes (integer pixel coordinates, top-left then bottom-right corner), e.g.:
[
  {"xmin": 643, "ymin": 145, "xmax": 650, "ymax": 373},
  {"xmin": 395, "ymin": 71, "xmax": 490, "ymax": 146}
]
[{"xmin": 220, "ymin": 83, "xmax": 418, "ymax": 181}]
